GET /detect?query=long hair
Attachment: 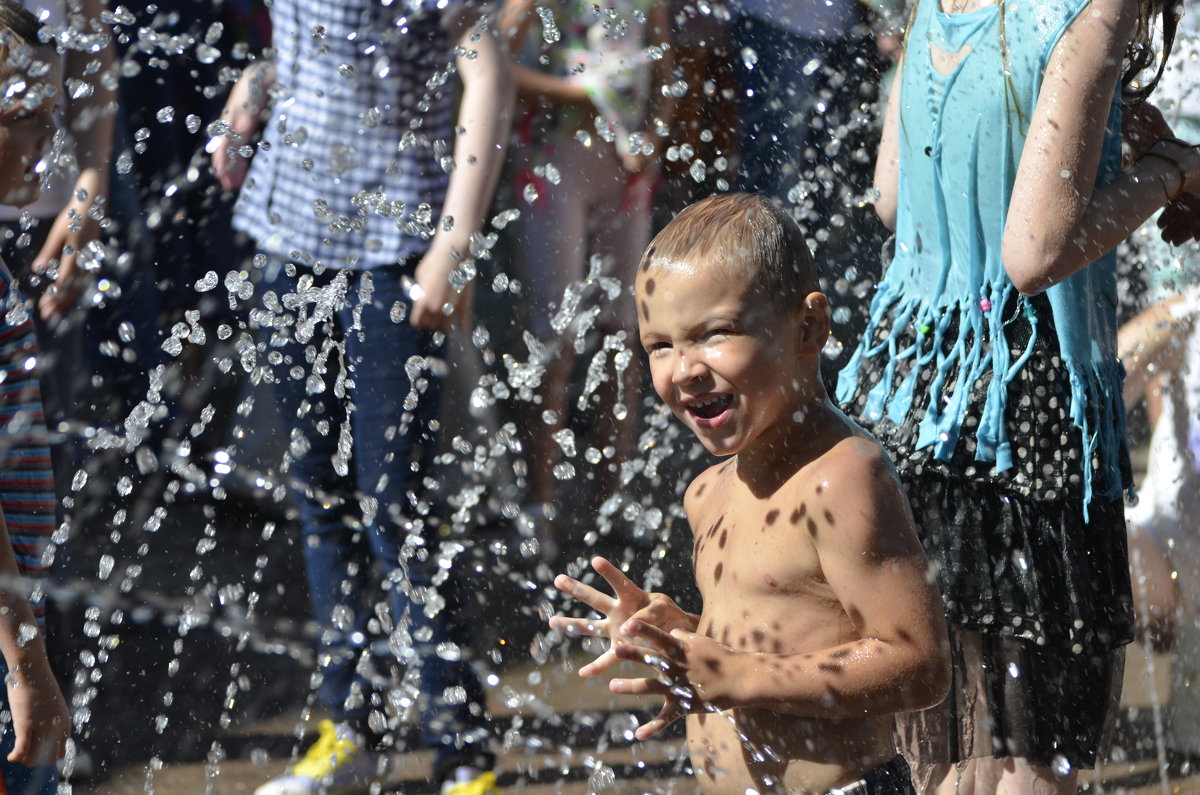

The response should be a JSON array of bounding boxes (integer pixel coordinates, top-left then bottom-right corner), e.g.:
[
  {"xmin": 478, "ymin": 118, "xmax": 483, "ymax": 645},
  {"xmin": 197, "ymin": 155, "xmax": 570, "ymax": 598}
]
[{"xmin": 1122, "ymin": 0, "xmax": 1180, "ymax": 104}]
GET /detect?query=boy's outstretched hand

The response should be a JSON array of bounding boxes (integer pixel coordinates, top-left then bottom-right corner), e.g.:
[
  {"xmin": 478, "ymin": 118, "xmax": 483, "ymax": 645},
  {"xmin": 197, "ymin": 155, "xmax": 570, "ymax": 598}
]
[
  {"xmin": 609, "ymin": 619, "xmax": 740, "ymax": 740},
  {"xmin": 549, "ymin": 556, "xmax": 696, "ymax": 679}
]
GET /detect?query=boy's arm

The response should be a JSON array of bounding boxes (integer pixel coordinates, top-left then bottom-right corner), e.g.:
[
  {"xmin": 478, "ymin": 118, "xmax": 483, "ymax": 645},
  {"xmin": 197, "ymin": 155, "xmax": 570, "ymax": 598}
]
[
  {"xmin": 0, "ymin": 509, "xmax": 70, "ymax": 767},
  {"xmin": 872, "ymin": 55, "xmax": 902, "ymax": 231},
  {"xmin": 409, "ymin": 4, "xmax": 514, "ymax": 332},
  {"xmin": 614, "ymin": 442, "xmax": 950, "ymax": 735}
]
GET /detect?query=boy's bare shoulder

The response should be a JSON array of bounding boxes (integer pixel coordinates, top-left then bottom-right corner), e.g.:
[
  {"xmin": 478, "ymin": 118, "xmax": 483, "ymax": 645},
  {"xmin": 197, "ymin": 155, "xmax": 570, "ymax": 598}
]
[
  {"xmin": 791, "ymin": 432, "xmax": 917, "ymax": 552},
  {"xmin": 683, "ymin": 459, "xmax": 732, "ymax": 520}
]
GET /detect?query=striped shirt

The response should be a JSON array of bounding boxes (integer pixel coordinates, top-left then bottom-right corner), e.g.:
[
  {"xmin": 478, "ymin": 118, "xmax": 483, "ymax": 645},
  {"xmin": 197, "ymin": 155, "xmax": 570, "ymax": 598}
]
[
  {"xmin": 0, "ymin": 260, "xmax": 54, "ymax": 626},
  {"xmin": 232, "ymin": 0, "xmax": 464, "ymax": 269}
]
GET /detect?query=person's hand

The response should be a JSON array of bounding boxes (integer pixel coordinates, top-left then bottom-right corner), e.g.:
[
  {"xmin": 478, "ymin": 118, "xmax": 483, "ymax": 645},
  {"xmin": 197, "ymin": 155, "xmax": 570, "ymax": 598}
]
[
  {"xmin": 31, "ymin": 182, "xmax": 103, "ymax": 320},
  {"xmin": 210, "ymin": 63, "xmax": 274, "ymax": 192},
  {"xmin": 620, "ymin": 150, "xmax": 650, "ymax": 175},
  {"xmin": 409, "ymin": 237, "xmax": 474, "ymax": 333},
  {"xmin": 549, "ymin": 555, "xmax": 695, "ymax": 679},
  {"xmin": 609, "ymin": 618, "xmax": 740, "ymax": 740},
  {"xmin": 1123, "ymin": 102, "xmax": 1173, "ymax": 166},
  {"xmin": 1158, "ymin": 190, "xmax": 1200, "ymax": 245},
  {"xmin": 5, "ymin": 655, "xmax": 70, "ymax": 767}
]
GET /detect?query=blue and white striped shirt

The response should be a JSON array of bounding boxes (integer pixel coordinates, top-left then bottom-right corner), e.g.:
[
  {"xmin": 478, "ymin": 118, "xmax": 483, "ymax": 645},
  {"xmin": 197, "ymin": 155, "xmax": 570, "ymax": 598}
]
[{"xmin": 233, "ymin": 0, "xmax": 464, "ymax": 268}]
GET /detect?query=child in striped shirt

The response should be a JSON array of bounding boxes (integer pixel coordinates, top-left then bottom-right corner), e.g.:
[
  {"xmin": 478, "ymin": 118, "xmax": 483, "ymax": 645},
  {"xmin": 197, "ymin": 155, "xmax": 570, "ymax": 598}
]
[{"xmin": 0, "ymin": 1, "xmax": 72, "ymax": 790}]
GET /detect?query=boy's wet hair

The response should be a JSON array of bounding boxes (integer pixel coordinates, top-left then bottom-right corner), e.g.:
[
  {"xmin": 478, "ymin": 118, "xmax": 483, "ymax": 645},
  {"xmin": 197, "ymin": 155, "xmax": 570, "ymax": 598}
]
[{"xmin": 638, "ymin": 193, "xmax": 818, "ymax": 306}]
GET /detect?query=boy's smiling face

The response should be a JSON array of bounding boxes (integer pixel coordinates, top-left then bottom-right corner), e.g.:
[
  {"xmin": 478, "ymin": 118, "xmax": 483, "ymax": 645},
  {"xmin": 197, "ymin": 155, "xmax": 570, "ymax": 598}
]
[
  {"xmin": 0, "ymin": 42, "xmax": 61, "ymax": 207},
  {"xmin": 637, "ymin": 261, "xmax": 815, "ymax": 457}
]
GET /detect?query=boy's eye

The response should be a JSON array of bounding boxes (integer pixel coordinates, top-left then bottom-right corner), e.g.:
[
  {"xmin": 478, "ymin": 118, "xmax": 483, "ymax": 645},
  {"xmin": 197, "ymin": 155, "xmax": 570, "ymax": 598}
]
[
  {"xmin": 645, "ymin": 341, "xmax": 671, "ymax": 356},
  {"xmin": 702, "ymin": 328, "xmax": 733, "ymax": 341}
]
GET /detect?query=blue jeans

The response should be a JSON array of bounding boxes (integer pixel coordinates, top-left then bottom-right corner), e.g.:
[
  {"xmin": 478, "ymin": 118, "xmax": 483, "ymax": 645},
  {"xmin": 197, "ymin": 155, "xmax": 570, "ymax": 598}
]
[
  {"xmin": 258, "ymin": 258, "xmax": 490, "ymax": 771},
  {"xmin": 0, "ymin": 662, "xmax": 58, "ymax": 795}
]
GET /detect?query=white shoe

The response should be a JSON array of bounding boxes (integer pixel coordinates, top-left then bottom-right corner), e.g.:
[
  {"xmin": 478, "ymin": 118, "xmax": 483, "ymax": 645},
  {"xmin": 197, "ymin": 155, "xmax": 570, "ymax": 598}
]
[{"xmin": 254, "ymin": 720, "xmax": 387, "ymax": 795}]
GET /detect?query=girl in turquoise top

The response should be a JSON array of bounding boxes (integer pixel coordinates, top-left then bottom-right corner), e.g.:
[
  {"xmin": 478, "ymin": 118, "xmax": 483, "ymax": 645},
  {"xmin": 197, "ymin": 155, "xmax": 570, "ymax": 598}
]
[{"xmin": 835, "ymin": 0, "xmax": 1200, "ymax": 786}]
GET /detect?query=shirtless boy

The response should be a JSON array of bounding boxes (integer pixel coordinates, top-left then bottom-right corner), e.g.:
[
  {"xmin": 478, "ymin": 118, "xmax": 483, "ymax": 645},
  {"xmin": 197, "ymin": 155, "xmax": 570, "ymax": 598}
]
[{"xmin": 549, "ymin": 193, "xmax": 950, "ymax": 794}]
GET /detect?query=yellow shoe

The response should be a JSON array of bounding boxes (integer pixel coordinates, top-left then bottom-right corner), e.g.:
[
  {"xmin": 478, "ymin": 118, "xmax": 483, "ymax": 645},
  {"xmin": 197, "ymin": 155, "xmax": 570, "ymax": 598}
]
[
  {"xmin": 254, "ymin": 720, "xmax": 385, "ymax": 795},
  {"xmin": 440, "ymin": 767, "xmax": 501, "ymax": 795}
]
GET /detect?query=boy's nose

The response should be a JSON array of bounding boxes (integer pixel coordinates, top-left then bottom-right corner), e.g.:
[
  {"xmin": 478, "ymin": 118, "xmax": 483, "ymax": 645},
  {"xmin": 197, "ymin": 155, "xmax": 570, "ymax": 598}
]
[{"xmin": 671, "ymin": 352, "xmax": 706, "ymax": 385}]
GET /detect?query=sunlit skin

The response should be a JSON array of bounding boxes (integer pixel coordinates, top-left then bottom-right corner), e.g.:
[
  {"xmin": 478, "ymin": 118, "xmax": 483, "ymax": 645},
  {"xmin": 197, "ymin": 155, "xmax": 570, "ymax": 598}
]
[
  {"xmin": 552, "ymin": 261, "xmax": 950, "ymax": 793},
  {"xmin": 0, "ymin": 44, "xmax": 61, "ymax": 207}
]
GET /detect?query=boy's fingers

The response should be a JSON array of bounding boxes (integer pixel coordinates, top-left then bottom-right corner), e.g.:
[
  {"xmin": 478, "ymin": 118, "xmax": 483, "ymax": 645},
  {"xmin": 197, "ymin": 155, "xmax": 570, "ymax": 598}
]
[
  {"xmin": 592, "ymin": 556, "xmax": 644, "ymax": 604},
  {"xmin": 609, "ymin": 675, "xmax": 670, "ymax": 697},
  {"xmin": 577, "ymin": 649, "xmax": 619, "ymax": 678},
  {"xmin": 634, "ymin": 717, "xmax": 668, "ymax": 741},
  {"xmin": 553, "ymin": 574, "xmax": 614, "ymax": 614},
  {"xmin": 548, "ymin": 615, "xmax": 603, "ymax": 637},
  {"xmin": 623, "ymin": 620, "xmax": 682, "ymax": 654}
]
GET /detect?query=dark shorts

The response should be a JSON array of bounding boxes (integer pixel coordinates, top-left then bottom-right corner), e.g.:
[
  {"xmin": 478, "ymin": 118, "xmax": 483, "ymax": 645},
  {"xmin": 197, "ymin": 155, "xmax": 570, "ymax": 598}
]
[{"xmin": 828, "ymin": 755, "xmax": 915, "ymax": 795}]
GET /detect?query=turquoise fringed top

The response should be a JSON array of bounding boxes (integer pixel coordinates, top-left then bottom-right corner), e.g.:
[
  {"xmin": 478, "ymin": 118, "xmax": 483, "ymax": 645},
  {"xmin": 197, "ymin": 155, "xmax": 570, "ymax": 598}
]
[{"xmin": 835, "ymin": 0, "xmax": 1128, "ymax": 514}]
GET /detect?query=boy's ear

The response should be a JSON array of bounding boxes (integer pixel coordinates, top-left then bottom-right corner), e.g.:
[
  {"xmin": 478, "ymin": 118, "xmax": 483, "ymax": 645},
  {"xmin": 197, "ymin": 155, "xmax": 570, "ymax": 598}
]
[{"xmin": 797, "ymin": 292, "xmax": 831, "ymax": 355}]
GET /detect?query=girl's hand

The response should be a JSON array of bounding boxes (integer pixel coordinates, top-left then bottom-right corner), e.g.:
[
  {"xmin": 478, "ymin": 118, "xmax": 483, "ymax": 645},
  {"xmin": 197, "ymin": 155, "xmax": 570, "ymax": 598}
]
[
  {"xmin": 409, "ymin": 238, "xmax": 474, "ymax": 333},
  {"xmin": 609, "ymin": 619, "xmax": 741, "ymax": 740},
  {"xmin": 550, "ymin": 556, "xmax": 694, "ymax": 679},
  {"xmin": 1158, "ymin": 191, "xmax": 1200, "ymax": 246},
  {"xmin": 1123, "ymin": 102, "xmax": 1173, "ymax": 166},
  {"xmin": 6, "ymin": 656, "xmax": 70, "ymax": 767},
  {"xmin": 210, "ymin": 63, "xmax": 275, "ymax": 192}
]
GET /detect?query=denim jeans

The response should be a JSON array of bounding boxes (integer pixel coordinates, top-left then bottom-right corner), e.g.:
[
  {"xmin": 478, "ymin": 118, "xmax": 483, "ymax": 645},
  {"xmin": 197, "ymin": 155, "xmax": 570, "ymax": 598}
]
[{"xmin": 257, "ymin": 257, "xmax": 490, "ymax": 770}]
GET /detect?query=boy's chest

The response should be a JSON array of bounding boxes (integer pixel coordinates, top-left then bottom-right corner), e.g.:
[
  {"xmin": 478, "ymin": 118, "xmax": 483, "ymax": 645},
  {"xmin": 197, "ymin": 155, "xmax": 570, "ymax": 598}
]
[{"xmin": 690, "ymin": 501, "xmax": 832, "ymax": 607}]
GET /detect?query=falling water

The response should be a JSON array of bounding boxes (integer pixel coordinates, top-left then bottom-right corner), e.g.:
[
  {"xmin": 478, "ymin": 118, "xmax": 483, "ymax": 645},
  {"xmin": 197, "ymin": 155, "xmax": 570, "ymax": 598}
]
[{"xmin": 3, "ymin": 0, "xmax": 1196, "ymax": 793}]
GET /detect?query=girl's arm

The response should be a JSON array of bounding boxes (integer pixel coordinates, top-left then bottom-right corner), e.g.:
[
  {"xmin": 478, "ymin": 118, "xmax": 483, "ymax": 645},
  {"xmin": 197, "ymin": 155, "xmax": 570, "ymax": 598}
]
[
  {"xmin": 499, "ymin": 0, "xmax": 593, "ymax": 108},
  {"xmin": 409, "ymin": 5, "xmax": 514, "ymax": 331},
  {"xmin": 1003, "ymin": 0, "xmax": 1200, "ymax": 295},
  {"xmin": 872, "ymin": 59, "xmax": 903, "ymax": 231}
]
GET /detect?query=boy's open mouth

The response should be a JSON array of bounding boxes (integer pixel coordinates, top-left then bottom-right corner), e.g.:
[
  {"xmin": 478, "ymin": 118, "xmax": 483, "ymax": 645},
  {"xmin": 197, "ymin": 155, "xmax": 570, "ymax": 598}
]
[{"xmin": 686, "ymin": 394, "xmax": 733, "ymax": 420}]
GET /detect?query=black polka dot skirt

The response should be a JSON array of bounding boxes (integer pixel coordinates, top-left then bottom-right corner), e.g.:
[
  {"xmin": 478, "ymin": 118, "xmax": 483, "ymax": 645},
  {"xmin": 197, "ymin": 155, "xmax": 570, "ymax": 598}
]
[{"xmin": 842, "ymin": 291, "xmax": 1135, "ymax": 765}]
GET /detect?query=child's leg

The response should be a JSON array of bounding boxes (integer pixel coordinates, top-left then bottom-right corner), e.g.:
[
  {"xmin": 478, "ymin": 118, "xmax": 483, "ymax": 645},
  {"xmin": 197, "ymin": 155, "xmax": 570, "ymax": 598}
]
[
  {"xmin": 900, "ymin": 628, "xmax": 1121, "ymax": 795},
  {"xmin": 925, "ymin": 756, "xmax": 1075, "ymax": 795},
  {"xmin": 518, "ymin": 139, "xmax": 599, "ymax": 521},
  {"xmin": 341, "ymin": 265, "xmax": 493, "ymax": 776}
]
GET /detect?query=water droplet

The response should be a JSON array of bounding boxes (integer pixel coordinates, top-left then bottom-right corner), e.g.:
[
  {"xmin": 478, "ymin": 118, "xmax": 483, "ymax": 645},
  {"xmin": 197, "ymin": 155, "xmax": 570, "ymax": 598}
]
[{"xmin": 195, "ymin": 271, "xmax": 219, "ymax": 292}]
